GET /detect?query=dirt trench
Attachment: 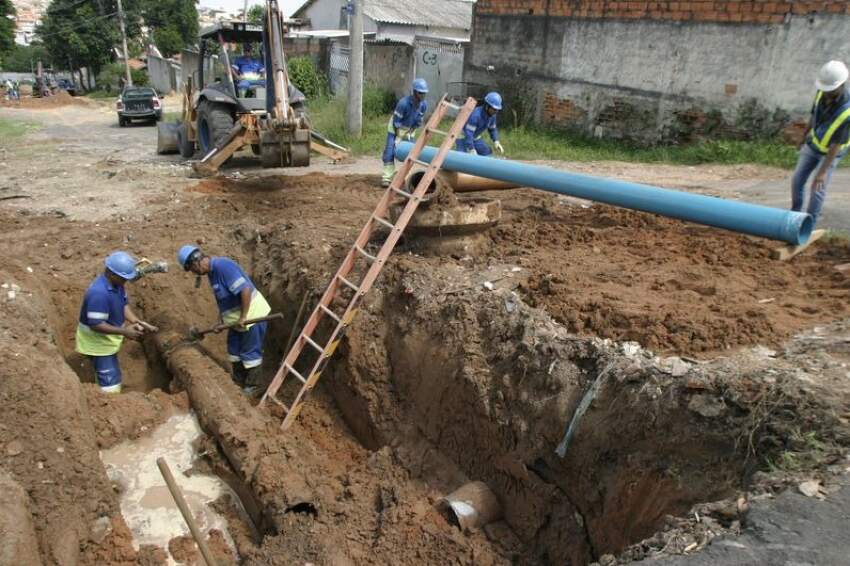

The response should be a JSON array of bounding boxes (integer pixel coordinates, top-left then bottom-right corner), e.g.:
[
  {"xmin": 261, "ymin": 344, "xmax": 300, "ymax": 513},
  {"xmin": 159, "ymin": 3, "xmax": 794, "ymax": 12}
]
[{"xmin": 2, "ymin": 171, "xmax": 849, "ymax": 564}]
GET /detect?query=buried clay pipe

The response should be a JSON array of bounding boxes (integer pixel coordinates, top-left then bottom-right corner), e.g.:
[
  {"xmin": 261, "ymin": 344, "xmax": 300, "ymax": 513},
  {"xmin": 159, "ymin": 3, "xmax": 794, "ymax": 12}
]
[
  {"xmin": 405, "ymin": 170, "xmax": 519, "ymax": 194},
  {"xmin": 442, "ymin": 481, "xmax": 503, "ymax": 531},
  {"xmin": 397, "ymin": 143, "xmax": 813, "ymax": 245},
  {"xmin": 151, "ymin": 330, "xmax": 315, "ymax": 533}
]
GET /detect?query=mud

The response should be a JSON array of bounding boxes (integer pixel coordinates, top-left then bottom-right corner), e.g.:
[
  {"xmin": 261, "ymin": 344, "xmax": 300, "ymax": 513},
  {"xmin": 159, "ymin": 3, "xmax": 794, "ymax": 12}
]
[
  {"xmin": 0, "ymin": 91, "xmax": 92, "ymax": 109},
  {"xmin": 1, "ymin": 164, "xmax": 850, "ymax": 565}
]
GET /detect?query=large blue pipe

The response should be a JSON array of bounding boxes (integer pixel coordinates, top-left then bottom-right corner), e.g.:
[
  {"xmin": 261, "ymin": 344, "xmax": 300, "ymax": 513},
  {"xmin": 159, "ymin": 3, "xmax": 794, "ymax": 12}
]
[{"xmin": 396, "ymin": 142, "xmax": 812, "ymax": 245}]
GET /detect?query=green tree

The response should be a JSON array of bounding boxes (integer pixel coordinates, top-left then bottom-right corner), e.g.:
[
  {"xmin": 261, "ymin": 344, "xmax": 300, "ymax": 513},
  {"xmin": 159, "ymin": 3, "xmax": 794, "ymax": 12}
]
[
  {"xmin": 141, "ymin": 0, "xmax": 197, "ymax": 57},
  {"xmin": 0, "ymin": 44, "xmax": 48, "ymax": 72},
  {"xmin": 37, "ymin": 0, "xmax": 120, "ymax": 77},
  {"xmin": 0, "ymin": 0, "xmax": 15, "ymax": 58},
  {"xmin": 247, "ymin": 4, "xmax": 264, "ymax": 23}
]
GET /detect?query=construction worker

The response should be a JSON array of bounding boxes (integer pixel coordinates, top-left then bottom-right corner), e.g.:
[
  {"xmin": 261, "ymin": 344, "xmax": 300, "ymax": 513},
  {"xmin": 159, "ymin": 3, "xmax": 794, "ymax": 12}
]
[
  {"xmin": 232, "ymin": 43, "xmax": 265, "ymax": 97},
  {"xmin": 456, "ymin": 92, "xmax": 504, "ymax": 156},
  {"xmin": 382, "ymin": 78, "xmax": 429, "ymax": 187},
  {"xmin": 791, "ymin": 60, "xmax": 850, "ymax": 225},
  {"xmin": 177, "ymin": 245, "xmax": 271, "ymax": 394},
  {"xmin": 75, "ymin": 252, "xmax": 157, "ymax": 393}
]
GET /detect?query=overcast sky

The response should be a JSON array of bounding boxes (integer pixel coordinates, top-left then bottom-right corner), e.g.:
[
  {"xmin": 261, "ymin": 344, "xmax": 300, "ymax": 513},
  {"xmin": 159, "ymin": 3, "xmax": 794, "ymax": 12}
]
[{"xmin": 199, "ymin": 0, "xmax": 305, "ymax": 17}]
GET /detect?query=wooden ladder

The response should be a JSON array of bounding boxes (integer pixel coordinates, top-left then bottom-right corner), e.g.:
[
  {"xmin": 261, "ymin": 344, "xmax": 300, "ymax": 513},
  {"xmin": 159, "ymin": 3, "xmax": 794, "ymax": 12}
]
[{"xmin": 259, "ymin": 96, "xmax": 477, "ymax": 430}]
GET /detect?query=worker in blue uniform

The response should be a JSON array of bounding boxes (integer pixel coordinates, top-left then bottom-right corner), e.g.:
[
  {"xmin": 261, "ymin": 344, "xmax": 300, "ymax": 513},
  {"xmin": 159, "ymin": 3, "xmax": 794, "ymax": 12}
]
[
  {"xmin": 75, "ymin": 251, "xmax": 158, "ymax": 393},
  {"xmin": 178, "ymin": 245, "xmax": 272, "ymax": 395},
  {"xmin": 791, "ymin": 60, "xmax": 850, "ymax": 226},
  {"xmin": 382, "ymin": 78, "xmax": 429, "ymax": 187},
  {"xmin": 231, "ymin": 44, "xmax": 265, "ymax": 97},
  {"xmin": 456, "ymin": 91, "xmax": 505, "ymax": 156}
]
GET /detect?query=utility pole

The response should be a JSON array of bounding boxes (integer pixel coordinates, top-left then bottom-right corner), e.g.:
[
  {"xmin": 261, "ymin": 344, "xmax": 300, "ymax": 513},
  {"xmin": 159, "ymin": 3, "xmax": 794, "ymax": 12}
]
[
  {"xmin": 346, "ymin": 0, "xmax": 363, "ymax": 137},
  {"xmin": 243, "ymin": 0, "xmax": 249, "ymax": 20},
  {"xmin": 116, "ymin": 0, "xmax": 132, "ymax": 87}
]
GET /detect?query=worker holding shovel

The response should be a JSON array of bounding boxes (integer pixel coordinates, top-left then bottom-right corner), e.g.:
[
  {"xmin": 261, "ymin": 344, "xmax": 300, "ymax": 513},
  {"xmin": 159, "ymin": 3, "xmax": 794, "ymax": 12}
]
[
  {"xmin": 75, "ymin": 251, "xmax": 158, "ymax": 394},
  {"xmin": 177, "ymin": 245, "xmax": 272, "ymax": 395}
]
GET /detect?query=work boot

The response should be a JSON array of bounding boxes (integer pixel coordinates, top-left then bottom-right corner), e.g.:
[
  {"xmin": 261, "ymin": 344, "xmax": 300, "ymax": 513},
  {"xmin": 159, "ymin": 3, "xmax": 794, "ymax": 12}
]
[
  {"xmin": 381, "ymin": 163, "xmax": 395, "ymax": 187},
  {"xmin": 231, "ymin": 362, "xmax": 247, "ymax": 387},
  {"xmin": 243, "ymin": 367, "xmax": 263, "ymax": 397}
]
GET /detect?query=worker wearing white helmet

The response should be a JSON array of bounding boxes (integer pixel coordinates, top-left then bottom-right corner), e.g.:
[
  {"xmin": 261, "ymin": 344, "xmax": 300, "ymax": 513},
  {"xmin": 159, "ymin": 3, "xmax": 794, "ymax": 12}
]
[{"xmin": 791, "ymin": 60, "xmax": 850, "ymax": 225}]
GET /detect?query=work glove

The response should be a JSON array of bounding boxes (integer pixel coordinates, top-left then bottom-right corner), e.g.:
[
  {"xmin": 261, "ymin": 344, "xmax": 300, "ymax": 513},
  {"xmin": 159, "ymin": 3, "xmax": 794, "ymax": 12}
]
[
  {"xmin": 405, "ymin": 130, "xmax": 416, "ymax": 141},
  {"xmin": 468, "ymin": 148, "xmax": 477, "ymax": 155},
  {"xmin": 494, "ymin": 141, "xmax": 504, "ymax": 154}
]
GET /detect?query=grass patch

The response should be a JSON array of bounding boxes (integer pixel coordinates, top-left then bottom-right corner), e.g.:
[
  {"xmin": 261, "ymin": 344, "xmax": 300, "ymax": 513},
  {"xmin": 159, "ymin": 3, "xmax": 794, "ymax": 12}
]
[
  {"xmin": 85, "ymin": 90, "xmax": 117, "ymax": 100},
  {"xmin": 306, "ymin": 94, "xmax": 806, "ymax": 169},
  {"xmin": 0, "ymin": 116, "xmax": 40, "ymax": 142}
]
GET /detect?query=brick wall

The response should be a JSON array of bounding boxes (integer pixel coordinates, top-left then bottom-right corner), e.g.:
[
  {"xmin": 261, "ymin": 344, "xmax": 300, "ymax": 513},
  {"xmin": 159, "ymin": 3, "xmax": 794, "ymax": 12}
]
[{"xmin": 477, "ymin": 0, "xmax": 850, "ymax": 23}]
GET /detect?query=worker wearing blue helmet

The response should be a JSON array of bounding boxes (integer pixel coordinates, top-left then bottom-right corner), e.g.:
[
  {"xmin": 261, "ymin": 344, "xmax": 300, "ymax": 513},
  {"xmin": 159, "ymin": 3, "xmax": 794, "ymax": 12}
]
[
  {"xmin": 456, "ymin": 91, "xmax": 505, "ymax": 156},
  {"xmin": 75, "ymin": 251, "xmax": 158, "ymax": 393},
  {"xmin": 381, "ymin": 78, "xmax": 429, "ymax": 187},
  {"xmin": 177, "ymin": 244, "xmax": 271, "ymax": 395}
]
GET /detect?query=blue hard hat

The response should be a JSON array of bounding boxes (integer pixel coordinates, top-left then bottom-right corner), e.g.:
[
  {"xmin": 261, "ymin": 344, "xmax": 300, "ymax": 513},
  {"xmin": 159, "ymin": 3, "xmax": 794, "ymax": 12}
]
[
  {"xmin": 412, "ymin": 78, "xmax": 428, "ymax": 94},
  {"xmin": 104, "ymin": 251, "xmax": 138, "ymax": 281},
  {"xmin": 484, "ymin": 91, "xmax": 502, "ymax": 110},
  {"xmin": 177, "ymin": 244, "xmax": 201, "ymax": 271}
]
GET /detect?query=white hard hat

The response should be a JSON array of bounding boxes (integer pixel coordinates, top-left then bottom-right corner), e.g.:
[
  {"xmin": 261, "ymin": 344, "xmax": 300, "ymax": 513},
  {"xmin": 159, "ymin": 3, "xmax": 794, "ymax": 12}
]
[{"xmin": 815, "ymin": 60, "xmax": 849, "ymax": 92}]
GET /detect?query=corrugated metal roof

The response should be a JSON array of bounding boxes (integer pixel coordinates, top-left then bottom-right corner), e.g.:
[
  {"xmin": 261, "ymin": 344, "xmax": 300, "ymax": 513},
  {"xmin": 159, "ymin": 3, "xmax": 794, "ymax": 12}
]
[{"xmin": 364, "ymin": 0, "xmax": 473, "ymax": 30}]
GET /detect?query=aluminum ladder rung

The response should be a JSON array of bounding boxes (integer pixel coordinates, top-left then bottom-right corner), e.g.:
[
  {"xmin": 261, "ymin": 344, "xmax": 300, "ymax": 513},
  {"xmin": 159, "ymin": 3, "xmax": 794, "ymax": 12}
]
[
  {"xmin": 319, "ymin": 303, "xmax": 341, "ymax": 323},
  {"xmin": 445, "ymin": 102, "xmax": 461, "ymax": 111},
  {"xmin": 354, "ymin": 244, "xmax": 377, "ymax": 262},
  {"xmin": 427, "ymin": 127, "xmax": 450, "ymax": 137},
  {"xmin": 284, "ymin": 362, "xmax": 307, "ymax": 384},
  {"xmin": 372, "ymin": 214, "xmax": 396, "ymax": 230},
  {"xmin": 303, "ymin": 334, "xmax": 325, "ymax": 354},
  {"xmin": 411, "ymin": 158, "xmax": 432, "ymax": 167},
  {"xmin": 267, "ymin": 394, "xmax": 291, "ymax": 413},
  {"xmin": 391, "ymin": 186, "xmax": 414, "ymax": 199},
  {"xmin": 338, "ymin": 275, "xmax": 360, "ymax": 292}
]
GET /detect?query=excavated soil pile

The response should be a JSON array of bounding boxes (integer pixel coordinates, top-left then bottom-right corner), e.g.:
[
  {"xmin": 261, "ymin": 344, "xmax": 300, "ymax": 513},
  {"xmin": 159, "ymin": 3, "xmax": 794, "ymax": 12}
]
[
  {"xmin": 1, "ymin": 172, "xmax": 849, "ymax": 564},
  {"xmin": 0, "ymin": 90, "xmax": 91, "ymax": 109}
]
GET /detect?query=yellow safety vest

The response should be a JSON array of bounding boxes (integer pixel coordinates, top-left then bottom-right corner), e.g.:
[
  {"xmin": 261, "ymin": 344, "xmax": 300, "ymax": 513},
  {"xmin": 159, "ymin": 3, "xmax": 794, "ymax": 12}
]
[
  {"xmin": 75, "ymin": 324, "xmax": 124, "ymax": 356},
  {"xmin": 220, "ymin": 289, "xmax": 271, "ymax": 329},
  {"xmin": 810, "ymin": 91, "xmax": 850, "ymax": 153}
]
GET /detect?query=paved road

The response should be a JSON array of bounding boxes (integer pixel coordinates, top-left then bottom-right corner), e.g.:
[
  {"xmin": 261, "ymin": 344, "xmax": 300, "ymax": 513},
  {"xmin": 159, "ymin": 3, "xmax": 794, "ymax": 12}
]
[{"xmin": 654, "ymin": 481, "xmax": 850, "ymax": 566}]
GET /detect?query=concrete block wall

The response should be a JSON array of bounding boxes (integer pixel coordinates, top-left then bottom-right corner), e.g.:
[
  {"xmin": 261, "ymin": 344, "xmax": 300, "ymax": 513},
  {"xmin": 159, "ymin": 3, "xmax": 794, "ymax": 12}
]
[
  {"xmin": 465, "ymin": 1, "xmax": 850, "ymax": 142},
  {"xmin": 364, "ymin": 43, "xmax": 414, "ymax": 97}
]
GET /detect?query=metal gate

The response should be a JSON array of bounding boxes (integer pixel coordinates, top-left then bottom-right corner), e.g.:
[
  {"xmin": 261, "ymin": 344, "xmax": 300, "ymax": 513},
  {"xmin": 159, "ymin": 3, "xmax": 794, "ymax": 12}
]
[
  {"xmin": 329, "ymin": 42, "xmax": 350, "ymax": 95},
  {"xmin": 413, "ymin": 38, "xmax": 465, "ymax": 110}
]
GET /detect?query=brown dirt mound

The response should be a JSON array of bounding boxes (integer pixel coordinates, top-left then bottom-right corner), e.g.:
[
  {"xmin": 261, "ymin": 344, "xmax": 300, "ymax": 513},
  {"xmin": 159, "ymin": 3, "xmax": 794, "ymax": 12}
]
[
  {"xmin": 492, "ymin": 197, "xmax": 850, "ymax": 355},
  {"xmin": 0, "ymin": 90, "xmax": 91, "ymax": 109}
]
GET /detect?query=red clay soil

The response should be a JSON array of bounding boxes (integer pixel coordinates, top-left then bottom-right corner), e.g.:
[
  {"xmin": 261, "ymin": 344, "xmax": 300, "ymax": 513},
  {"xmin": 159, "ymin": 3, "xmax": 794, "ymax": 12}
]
[
  {"xmin": 2, "ymin": 171, "xmax": 850, "ymax": 564},
  {"xmin": 491, "ymin": 193, "xmax": 850, "ymax": 355}
]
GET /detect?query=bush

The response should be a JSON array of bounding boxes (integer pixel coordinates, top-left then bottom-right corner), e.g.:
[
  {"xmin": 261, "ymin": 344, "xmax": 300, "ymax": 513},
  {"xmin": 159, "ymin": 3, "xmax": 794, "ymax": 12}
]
[
  {"xmin": 362, "ymin": 85, "xmax": 395, "ymax": 118},
  {"xmin": 288, "ymin": 56, "xmax": 327, "ymax": 100},
  {"xmin": 96, "ymin": 62, "xmax": 148, "ymax": 92}
]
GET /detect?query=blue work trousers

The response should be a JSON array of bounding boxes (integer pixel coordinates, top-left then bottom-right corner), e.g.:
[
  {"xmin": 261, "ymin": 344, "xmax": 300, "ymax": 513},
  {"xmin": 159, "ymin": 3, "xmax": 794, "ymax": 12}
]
[
  {"xmin": 791, "ymin": 143, "xmax": 846, "ymax": 225},
  {"xmin": 227, "ymin": 320, "xmax": 268, "ymax": 369},
  {"xmin": 455, "ymin": 138, "xmax": 492, "ymax": 156}
]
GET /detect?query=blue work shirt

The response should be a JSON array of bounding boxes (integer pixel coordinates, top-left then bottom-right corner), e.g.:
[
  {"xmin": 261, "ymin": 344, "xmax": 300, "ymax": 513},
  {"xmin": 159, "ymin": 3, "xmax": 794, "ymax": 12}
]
[
  {"xmin": 232, "ymin": 56, "xmax": 265, "ymax": 76},
  {"xmin": 388, "ymin": 95, "xmax": 427, "ymax": 133},
  {"xmin": 78, "ymin": 274, "xmax": 127, "ymax": 327},
  {"xmin": 463, "ymin": 105, "xmax": 499, "ymax": 146},
  {"xmin": 207, "ymin": 257, "xmax": 256, "ymax": 315}
]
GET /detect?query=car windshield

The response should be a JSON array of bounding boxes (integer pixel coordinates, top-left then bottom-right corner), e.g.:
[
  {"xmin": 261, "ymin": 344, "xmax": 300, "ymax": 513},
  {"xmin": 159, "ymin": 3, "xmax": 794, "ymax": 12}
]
[{"xmin": 124, "ymin": 88, "xmax": 155, "ymax": 98}]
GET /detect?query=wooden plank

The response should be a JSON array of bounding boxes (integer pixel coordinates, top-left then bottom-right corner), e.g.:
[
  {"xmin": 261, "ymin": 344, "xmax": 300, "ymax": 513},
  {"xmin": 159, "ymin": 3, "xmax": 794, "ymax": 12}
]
[
  {"xmin": 771, "ymin": 229, "xmax": 826, "ymax": 261},
  {"xmin": 310, "ymin": 142, "xmax": 348, "ymax": 162}
]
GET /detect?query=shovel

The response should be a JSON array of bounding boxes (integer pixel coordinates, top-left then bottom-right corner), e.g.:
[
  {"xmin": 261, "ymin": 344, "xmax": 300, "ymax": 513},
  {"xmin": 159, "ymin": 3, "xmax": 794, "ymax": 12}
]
[{"xmin": 188, "ymin": 313, "xmax": 284, "ymax": 341}]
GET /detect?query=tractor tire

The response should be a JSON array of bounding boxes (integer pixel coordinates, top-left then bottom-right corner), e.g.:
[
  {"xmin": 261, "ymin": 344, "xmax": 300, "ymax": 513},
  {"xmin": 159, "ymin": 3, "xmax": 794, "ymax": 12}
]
[
  {"xmin": 196, "ymin": 100, "xmax": 234, "ymax": 155},
  {"xmin": 177, "ymin": 124, "xmax": 195, "ymax": 159}
]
